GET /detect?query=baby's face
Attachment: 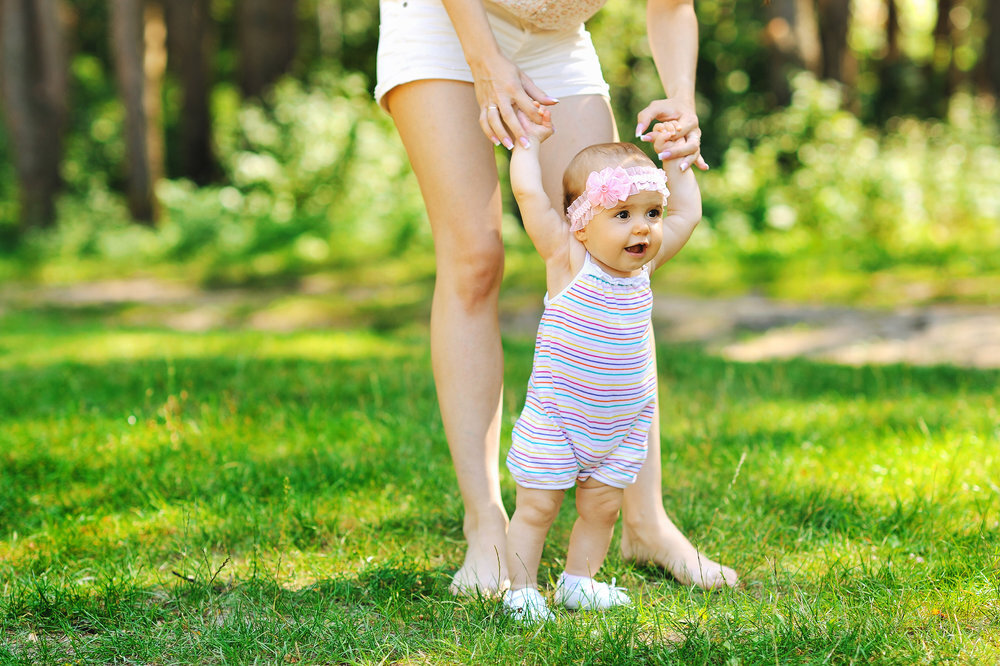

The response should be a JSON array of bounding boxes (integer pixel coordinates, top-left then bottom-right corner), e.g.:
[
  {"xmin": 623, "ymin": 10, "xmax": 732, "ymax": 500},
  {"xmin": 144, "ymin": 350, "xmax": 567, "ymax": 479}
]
[{"xmin": 575, "ymin": 190, "xmax": 664, "ymax": 277}]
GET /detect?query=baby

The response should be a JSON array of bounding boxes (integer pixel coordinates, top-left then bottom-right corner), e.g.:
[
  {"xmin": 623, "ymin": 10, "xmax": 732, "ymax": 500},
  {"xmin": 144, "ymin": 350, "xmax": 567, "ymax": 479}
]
[{"xmin": 502, "ymin": 108, "xmax": 702, "ymax": 622}]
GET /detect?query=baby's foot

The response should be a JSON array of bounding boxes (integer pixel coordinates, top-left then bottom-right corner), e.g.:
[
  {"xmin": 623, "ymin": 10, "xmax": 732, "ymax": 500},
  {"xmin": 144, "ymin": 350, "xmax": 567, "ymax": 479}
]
[
  {"xmin": 502, "ymin": 587, "xmax": 554, "ymax": 624},
  {"xmin": 621, "ymin": 527, "xmax": 738, "ymax": 590},
  {"xmin": 554, "ymin": 573, "xmax": 631, "ymax": 610}
]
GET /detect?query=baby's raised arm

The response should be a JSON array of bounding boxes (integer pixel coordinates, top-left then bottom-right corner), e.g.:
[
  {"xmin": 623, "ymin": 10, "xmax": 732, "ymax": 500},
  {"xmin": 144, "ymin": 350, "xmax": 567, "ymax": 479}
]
[
  {"xmin": 509, "ymin": 108, "xmax": 570, "ymax": 263},
  {"xmin": 652, "ymin": 128, "xmax": 702, "ymax": 271}
]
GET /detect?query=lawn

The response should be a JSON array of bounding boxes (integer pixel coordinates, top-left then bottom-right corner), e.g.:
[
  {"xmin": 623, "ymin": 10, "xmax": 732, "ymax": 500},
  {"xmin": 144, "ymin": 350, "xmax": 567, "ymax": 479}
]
[{"xmin": 1, "ymin": 294, "xmax": 998, "ymax": 663}]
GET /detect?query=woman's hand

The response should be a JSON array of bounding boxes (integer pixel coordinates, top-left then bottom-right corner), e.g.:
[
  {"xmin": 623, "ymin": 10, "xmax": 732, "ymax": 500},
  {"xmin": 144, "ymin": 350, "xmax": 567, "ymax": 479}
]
[
  {"xmin": 635, "ymin": 98, "xmax": 708, "ymax": 172},
  {"xmin": 471, "ymin": 52, "xmax": 558, "ymax": 150}
]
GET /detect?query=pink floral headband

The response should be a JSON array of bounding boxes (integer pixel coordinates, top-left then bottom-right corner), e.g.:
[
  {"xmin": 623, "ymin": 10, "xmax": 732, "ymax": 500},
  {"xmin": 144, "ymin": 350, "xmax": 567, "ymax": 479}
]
[{"xmin": 567, "ymin": 166, "xmax": 669, "ymax": 231}]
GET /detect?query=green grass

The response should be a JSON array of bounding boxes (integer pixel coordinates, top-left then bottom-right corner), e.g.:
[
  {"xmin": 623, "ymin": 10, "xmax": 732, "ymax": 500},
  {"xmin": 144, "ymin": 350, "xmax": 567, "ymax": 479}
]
[{"xmin": 1, "ymin": 301, "xmax": 999, "ymax": 664}]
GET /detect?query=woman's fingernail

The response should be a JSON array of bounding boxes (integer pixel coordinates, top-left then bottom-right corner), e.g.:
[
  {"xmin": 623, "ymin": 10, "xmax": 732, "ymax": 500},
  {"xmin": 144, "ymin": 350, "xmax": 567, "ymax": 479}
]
[
  {"xmin": 680, "ymin": 162, "xmax": 689, "ymax": 172},
  {"xmin": 502, "ymin": 137, "xmax": 514, "ymax": 150},
  {"xmin": 549, "ymin": 97, "xmax": 560, "ymax": 103},
  {"xmin": 635, "ymin": 123, "xmax": 644, "ymax": 138},
  {"xmin": 491, "ymin": 136, "xmax": 501, "ymax": 146},
  {"xmin": 658, "ymin": 151, "xmax": 671, "ymax": 160},
  {"xmin": 520, "ymin": 136, "xmax": 531, "ymax": 148}
]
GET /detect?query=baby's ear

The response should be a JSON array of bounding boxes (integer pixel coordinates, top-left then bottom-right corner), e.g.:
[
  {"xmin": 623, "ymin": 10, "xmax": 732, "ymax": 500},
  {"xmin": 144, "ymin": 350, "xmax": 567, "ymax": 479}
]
[{"xmin": 573, "ymin": 227, "xmax": 588, "ymax": 243}]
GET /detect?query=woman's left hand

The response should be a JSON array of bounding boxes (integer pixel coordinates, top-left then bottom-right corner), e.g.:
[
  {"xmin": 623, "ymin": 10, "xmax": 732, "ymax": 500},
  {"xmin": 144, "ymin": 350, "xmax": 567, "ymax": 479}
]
[{"xmin": 635, "ymin": 98, "xmax": 709, "ymax": 172}]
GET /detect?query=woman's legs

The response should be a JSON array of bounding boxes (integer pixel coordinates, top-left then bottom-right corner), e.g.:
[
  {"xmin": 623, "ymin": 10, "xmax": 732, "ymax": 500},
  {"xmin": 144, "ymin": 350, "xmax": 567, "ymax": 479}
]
[
  {"xmin": 542, "ymin": 95, "xmax": 738, "ymax": 590},
  {"xmin": 621, "ymin": 404, "xmax": 739, "ymax": 589},
  {"xmin": 386, "ymin": 80, "xmax": 510, "ymax": 594}
]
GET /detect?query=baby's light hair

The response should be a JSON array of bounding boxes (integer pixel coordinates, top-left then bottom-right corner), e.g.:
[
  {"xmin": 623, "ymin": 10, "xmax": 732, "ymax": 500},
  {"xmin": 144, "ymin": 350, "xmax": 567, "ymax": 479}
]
[{"xmin": 562, "ymin": 143, "xmax": 657, "ymax": 215}]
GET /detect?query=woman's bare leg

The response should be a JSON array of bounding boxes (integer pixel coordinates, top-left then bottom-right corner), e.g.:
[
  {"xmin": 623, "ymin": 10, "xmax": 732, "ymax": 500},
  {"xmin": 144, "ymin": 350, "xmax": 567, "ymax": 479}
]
[
  {"xmin": 541, "ymin": 96, "xmax": 738, "ymax": 589},
  {"xmin": 387, "ymin": 80, "xmax": 510, "ymax": 594},
  {"xmin": 621, "ymin": 403, "xmax": 739, "ymax": 589}
]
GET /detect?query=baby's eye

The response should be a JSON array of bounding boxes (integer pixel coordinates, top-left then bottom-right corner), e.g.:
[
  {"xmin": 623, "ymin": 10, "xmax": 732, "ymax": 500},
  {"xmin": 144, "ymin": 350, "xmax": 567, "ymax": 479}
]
[
  {"xmin": 615, "ymin": 210, "xmax": 630, "ymax": 220},
  {"xmin": 647, "ymin": 208, "xmax": 662, "ymax": 219}
]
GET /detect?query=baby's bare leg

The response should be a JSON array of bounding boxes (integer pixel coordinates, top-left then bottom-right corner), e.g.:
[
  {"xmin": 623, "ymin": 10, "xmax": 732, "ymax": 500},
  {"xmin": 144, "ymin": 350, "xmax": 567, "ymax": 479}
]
[
  {"xmin": 564, "ymin": 479, "xmax": 624, "ymax": 578},
  {"xmin": 507, "ymin": 486, "xmax": 564, "ymax": 590}
]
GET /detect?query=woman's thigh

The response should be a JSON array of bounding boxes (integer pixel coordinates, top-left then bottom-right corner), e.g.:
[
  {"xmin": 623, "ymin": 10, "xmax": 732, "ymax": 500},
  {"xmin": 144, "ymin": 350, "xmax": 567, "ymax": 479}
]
[
  {"xmin": 386, "ymin": 79, "xmax": 504, "ymax": 259},
  {"xmin": 538, "ymin": 95, "xmax": 617, "ymax": 210}
]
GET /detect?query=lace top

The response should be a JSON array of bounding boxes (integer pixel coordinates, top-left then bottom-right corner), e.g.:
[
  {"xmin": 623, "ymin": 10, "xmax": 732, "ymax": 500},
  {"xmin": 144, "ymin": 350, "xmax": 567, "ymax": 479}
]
[{"xmin": 489, "ymin": 0, "xmax": 606, "ymax": 31}]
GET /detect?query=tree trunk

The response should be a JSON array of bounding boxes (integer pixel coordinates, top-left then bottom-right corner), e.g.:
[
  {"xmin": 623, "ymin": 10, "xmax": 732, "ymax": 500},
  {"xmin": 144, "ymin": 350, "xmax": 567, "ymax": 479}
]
[
  {"xmin": 110, "ymin": 0, "xmax": 166, "ymax": 223},
  {"xmin": 886, "ymin": 0, "xmax": 900, "ymax": 62},
  {"xmin": 981, "ymin": 0, "xmax": 1000, "ymax": 100},
  {"xmin": 816, "ymin": 0, "xmax": 854, "ymax": 85},
  {"xmin": 764, "ymin": 0, "xmax": 822, "ymax": 105},
  {"xmin": 0, "ymin": 0, "xmax": 69, "ymax": 229},
  {"xmin": 165, "ymin": 0, "xmax": 217, "ymax": 184},
  {"xmin": 238, "ymin": 0, "xmax": 298, "ymax": 99}
]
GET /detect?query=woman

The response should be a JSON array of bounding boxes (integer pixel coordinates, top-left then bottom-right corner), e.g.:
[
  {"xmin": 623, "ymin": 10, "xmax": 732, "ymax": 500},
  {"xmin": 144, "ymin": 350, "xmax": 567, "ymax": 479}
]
[{"xmin": 375, "ymin": 0, "xmax": 737, "ymax": 594}]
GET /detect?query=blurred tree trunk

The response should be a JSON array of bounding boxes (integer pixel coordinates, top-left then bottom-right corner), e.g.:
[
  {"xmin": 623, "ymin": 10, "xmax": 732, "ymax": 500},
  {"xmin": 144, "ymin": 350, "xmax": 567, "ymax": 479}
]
[
  {"xmin": 933, "ymin": 0, "xmax": 957, "ymax": 97},
  {"xmin": 0, "ymin": 0, "xmax": 69, "ymax": 229},
  {"xmin": 165, "ymin": 0, "xmax": 217, "ymax": 184},
  {"xmin": 981, "ymin": 0, "xmax": 1000, "ymax": 101},
  {"xmin": 872, "ymin": 0, "xmax": 905, "ymax": 123},
  {"xmin": 816, "ymin": 0, "xmax": 855, "ymax": 86},
  {"xmin": 764, "ymin": 0, "xmax": 822, "ymax": 105},
  {"xmin": 238, "ymin": 0, "xmax": 298, "ymax": 99},
  {"xmin": 886, "ymin": 0, "xmax": 900, "ymax": 61},
  {"xmin": 110, "ymin": 0, "xmax": 166, "ymax": 223}
]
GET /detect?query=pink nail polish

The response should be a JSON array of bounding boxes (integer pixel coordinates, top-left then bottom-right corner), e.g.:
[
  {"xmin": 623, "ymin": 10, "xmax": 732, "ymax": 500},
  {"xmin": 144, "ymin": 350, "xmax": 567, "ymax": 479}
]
[
  {"xmin": 680, "ymin": 162, "xmax": 689, "ymax": 172},
  {"xmin": 520, "ymin": 137, "xmax": 530, "ymax": 149},
  {"xmin": 635, "ymin": 123, "xmax": 644, "ymax": 138},
  {"xmin": 658, "ymin": 151, "xmax": 671, "ymax": 160},
  {"xmin": 502, "ymin": 137, "xmax": 514, "ymax": 150}
]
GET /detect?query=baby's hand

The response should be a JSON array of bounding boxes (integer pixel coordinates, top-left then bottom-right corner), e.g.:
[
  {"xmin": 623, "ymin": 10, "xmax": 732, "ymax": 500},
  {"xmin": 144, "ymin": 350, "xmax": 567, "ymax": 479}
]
[
  {"xmin": 648, "ymin": 121, "xmax": 684, "ymax": 156},
  {"xmin": 515, "ymin": 104, "xmax": 554, "ymax": 145},
  {"xmin": 648, "ymin": 121, "xmax": 704, "ymax": 169}
]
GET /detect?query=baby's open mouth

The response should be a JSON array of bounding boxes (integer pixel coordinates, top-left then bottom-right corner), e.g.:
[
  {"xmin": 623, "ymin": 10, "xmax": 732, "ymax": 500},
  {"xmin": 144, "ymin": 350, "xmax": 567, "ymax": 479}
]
[{"xmin": 625, "ymin": 243, "xmax": 647, "ymax": 255}]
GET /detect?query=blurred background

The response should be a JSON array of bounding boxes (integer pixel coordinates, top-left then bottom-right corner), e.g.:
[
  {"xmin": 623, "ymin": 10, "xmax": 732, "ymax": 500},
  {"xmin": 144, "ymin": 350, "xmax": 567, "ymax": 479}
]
[{"xmin": 0, "ymin": 0, "xmax": 997, "ymax": 309}]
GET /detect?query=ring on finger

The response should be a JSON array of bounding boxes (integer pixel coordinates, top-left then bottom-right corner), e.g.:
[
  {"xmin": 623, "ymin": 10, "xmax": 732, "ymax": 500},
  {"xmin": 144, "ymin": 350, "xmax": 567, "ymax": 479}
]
[{"xmin": 487, "ymin": 105, "xmax": 498, "ymax": 111}]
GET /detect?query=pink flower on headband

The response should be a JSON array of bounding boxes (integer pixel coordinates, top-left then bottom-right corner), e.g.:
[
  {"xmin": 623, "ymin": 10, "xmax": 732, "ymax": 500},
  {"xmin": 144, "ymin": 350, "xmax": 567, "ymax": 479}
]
[
  {"xmin": 586, "ymin": 167, "xmax": 632, "ymax": 210},
  {"xmin": 567, "ymin": 165, "xmax": 668, "ymax": 231}
]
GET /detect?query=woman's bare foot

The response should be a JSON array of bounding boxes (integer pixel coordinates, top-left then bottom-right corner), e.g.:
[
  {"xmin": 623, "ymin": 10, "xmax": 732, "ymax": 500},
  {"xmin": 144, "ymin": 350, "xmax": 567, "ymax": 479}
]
[
  {"xmin": 448, "ymin": 517, "xmax": 510, "ymax": 597},
  {"xmin": 621, "ymin": 516, "xmax": 738, "ymax": 590}
]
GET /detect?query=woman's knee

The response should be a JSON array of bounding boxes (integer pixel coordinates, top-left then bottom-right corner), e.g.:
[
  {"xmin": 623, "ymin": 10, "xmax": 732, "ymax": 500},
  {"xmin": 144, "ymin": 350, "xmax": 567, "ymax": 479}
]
[{"xmin": 435, "ymin": 231, "xmax": 505, "ymax": 307}]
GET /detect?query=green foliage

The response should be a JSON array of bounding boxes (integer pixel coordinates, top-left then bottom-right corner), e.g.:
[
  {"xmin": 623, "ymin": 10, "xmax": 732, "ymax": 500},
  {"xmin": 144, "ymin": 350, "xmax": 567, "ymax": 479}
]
[
  {"xmin": 8, "ymin": 67, "xmax": 428, "ymax": 285},
  {"xmin": 700, "ymin": 74, "xmax": 1000, "ymax": 253}
]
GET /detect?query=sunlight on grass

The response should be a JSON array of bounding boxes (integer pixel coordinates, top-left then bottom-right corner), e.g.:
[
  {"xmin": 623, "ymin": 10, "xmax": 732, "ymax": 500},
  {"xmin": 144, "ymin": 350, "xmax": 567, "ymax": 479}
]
[
  {"xmin": 0, "ymin": 328, "xmax": 422, "ymax": 369},
  {"xmin": 2, "ymin": 320, "xmax": 998, "ymax": 663}
]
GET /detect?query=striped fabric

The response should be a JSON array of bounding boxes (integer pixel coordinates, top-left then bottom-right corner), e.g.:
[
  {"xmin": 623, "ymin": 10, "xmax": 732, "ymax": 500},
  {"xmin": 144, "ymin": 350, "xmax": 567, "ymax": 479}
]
[{"xmin": 507, "ymin": 253, "xmax": 657, "ymax": 489}]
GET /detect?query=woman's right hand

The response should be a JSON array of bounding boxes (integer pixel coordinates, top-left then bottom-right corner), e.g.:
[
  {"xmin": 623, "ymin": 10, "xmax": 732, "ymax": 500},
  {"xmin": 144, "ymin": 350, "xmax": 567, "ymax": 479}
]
[{"xmin": 471, "ymin": 52, "xmax": 558, "ymax": 150}]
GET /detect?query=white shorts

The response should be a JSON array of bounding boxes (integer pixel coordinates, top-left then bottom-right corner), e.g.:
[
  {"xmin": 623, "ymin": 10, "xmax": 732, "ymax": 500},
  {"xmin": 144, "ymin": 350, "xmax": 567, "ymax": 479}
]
[{"xmin": 374, "ymin": 0, "xmax": 610, "ymax": 112}]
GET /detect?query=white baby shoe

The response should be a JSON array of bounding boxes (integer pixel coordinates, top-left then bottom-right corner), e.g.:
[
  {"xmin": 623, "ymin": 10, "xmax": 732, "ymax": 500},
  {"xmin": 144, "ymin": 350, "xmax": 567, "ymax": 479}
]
[
  {"xmin": 554, "ymin": 572, "xmax": 631, "ymax": 610},
  {"xmin": 502, "ymin": 587, "xmax": 555, "ymax": 624}
]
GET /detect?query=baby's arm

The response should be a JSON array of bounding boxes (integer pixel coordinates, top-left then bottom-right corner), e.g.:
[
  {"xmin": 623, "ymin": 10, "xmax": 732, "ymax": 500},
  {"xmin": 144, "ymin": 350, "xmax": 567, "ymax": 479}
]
[
  {"xmin": 652, "ymin": 130, "xmax": 702, "ymax": 271},
  {"xmin": 509, "ymin": 108, "xmax": 570, "ymax": 263}
]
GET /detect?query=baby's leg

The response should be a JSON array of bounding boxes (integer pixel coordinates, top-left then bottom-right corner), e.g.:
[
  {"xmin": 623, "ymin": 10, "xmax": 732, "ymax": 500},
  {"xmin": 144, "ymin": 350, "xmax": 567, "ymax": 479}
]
[
  {"xmin": 565, "ymin": 479, "xmax": 624, "ymax": 578},
  {"xmin": 507, "ymin": 485, "xmax": 564, "ymax": 590}
]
